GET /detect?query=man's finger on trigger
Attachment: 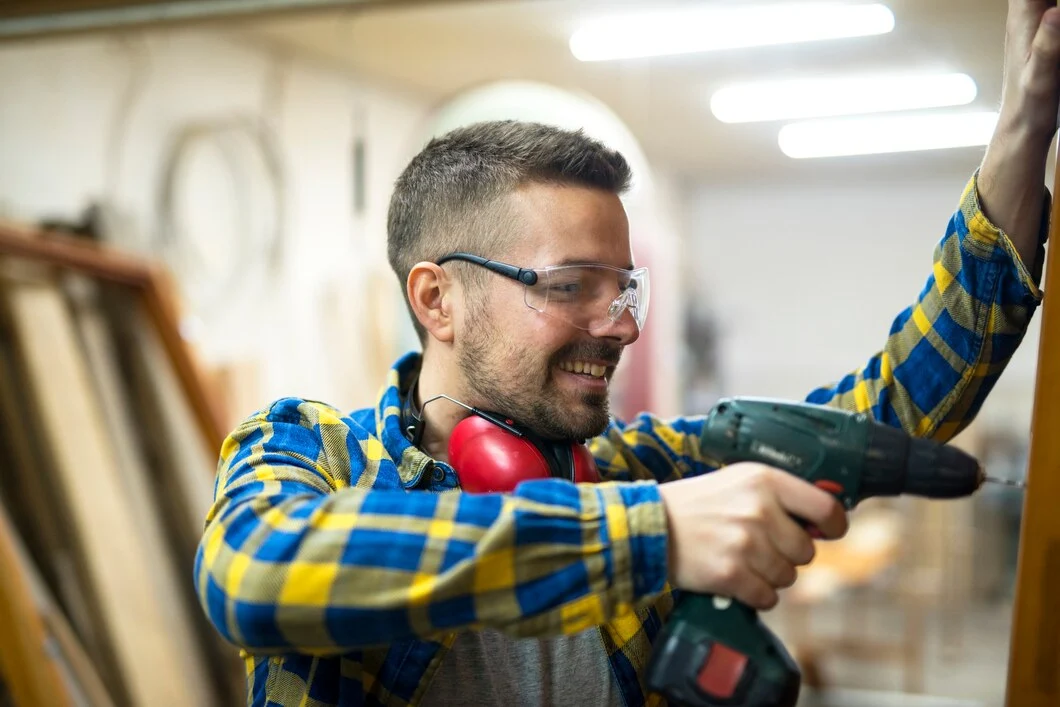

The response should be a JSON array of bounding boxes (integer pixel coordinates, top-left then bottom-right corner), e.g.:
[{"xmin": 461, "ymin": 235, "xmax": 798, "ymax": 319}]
[
  {"xmin": 768, "ymin": 470, "xmax": 839, "ymax": 529},
  {"xmin": 814, "ymin": 499, "xmax": 849, "ymax": 540}
]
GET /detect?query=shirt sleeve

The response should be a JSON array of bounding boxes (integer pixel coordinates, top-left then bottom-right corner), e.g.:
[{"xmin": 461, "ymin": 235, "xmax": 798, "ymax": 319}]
[
  {"xmin": 806, "ymin": 172, "xmax": 1045, "ymax": 441},
  {"xmin": 591, "ymin": 414, "xmax": 712, "ymax": 484},
  {"xmin": 193, "ymin": 399, "xmax": 669, "ymax": 655}
]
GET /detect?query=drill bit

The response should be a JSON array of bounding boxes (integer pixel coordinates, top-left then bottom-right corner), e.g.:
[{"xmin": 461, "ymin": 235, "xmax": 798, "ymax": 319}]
[{"xmin": 982, "ymin": 474, "xmax": 1026, "ymax": 489}]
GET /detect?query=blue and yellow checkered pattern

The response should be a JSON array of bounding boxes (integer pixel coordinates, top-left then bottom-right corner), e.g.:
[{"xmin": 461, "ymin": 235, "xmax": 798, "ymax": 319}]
[{"xmin": 195, "ymin": 173, "xmax": 1043, "ymax": 706}]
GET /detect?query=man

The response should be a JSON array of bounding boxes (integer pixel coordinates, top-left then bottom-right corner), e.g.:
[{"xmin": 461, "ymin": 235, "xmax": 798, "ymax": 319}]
[{"xmin": 195, "ymin": 1, "xmax": 1057, "ymax": 705}]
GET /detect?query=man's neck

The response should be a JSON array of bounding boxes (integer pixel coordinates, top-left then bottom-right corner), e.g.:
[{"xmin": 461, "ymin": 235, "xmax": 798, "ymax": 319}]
[{"xmin": 413, "ymin": 352, "xmax": 468, "ymax": 463}]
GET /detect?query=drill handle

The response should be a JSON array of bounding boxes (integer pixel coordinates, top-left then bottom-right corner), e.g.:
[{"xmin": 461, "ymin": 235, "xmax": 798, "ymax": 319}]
[{"xmin": 645, "ymin": 592, "xmax": 800, "ymax": 707}]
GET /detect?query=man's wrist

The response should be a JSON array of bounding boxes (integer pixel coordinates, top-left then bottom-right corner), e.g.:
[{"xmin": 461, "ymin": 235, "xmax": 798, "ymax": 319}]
[
  {"xmin": 976, "ymin": 111, "xmax": 1051, "ymax": 269},
  {"xmin": 993, "ymin": 103, "xmax": 1056, "ymax": 158}
]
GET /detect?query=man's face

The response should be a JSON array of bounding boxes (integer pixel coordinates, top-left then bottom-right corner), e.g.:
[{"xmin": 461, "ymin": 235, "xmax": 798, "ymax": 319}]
[{"xmin": 455, "ymin": 182, "xmax": 640, "ymax": 441}]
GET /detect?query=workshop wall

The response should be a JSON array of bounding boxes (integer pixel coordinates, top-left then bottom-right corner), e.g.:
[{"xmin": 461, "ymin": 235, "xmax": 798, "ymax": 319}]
[
  {"xmin": 680, "ymin": 169, "xmax": 1042, "ymax": 433},
  {"xmin": 0, "ymin": 29, "xmax": 430, "ymax": 419}
]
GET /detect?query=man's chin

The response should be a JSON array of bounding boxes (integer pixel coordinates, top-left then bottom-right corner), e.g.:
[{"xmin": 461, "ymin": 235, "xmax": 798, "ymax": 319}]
[
  {"xmin": 578, "ymin": 391, "xmax": 609, "ymax": 416},
  {"xmin": 529, "ymin": 404, "xmax": 608, "ymax": 442},
  {"xmin": 566, "ymin": 401, "xmax": 611, "ymax": 440}
]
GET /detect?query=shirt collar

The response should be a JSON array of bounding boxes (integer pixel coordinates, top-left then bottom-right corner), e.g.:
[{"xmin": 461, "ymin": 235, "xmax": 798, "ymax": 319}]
[{"xmin": 375, "ymin": 350, "xmax": 435, "ymax": 488}]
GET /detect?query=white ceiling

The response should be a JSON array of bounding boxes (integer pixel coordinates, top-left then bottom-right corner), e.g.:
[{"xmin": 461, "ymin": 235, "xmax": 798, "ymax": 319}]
[{"xmin": 233, "ymin": 0, "xmax": 1009, "ymax": 180}]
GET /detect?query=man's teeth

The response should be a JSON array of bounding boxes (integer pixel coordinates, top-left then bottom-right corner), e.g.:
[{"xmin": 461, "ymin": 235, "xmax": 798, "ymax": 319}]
[{"xmin": 559, "ymin": 361, "xmax": 607, "ymax": 378}]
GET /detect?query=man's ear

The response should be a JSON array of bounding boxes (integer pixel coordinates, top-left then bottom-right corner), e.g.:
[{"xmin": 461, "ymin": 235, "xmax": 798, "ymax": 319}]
[{"xmin": 407, "ymin": 262, "xmax": 457, "ymax": 344}]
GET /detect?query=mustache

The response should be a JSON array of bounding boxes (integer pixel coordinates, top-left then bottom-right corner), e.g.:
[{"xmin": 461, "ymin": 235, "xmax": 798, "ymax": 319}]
[{"xmin": 552, "ymin": 342, "xmax": 623, "ymax": 367}]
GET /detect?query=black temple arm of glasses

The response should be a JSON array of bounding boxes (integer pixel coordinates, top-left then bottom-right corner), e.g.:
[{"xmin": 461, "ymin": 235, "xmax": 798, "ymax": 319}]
[{"xmin": 436, "ymin": 252, "xmax": 538, "ymax": 285}]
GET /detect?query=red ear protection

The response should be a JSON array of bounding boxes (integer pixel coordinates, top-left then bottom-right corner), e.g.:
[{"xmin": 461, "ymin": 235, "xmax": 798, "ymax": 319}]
[
  {"xmin": 448, "ymin": 413, "xmax": 601, "ymax": 493},
  {"xmin": 401, "ymin": 381, "xmax": 601, "ymax": 493}
]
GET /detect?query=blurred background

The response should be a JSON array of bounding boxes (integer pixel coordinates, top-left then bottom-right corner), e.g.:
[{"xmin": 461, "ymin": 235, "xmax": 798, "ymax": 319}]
[{"xmin": 0, "ymin": 1, "xmax": 1039, "ymax": 706}]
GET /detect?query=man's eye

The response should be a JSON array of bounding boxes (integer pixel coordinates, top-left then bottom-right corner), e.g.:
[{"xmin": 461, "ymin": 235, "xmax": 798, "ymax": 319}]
[{"xmin": 550, "ymin": 282, "xmax": 581, "ymax": 294}]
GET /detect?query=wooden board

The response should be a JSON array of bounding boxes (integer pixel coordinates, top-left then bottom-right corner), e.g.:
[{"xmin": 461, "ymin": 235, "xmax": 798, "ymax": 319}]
[
  {"xmin": 0, "ymin": 270, "xmax": 65, "ymax": 594},
  {"xmin": 104, "ymin": 290, "xmax": 216, "ymax": 550},
  {"xmin": 68, "ymin": 276, "xmax": 218, "ymax": 706},
  {"xmin": 0, "ymin": 496, "xmax": 72, "ymax": 707},
  {"xmin": 100, "ymin": 285, "xmax": 241, "ymax": 703},
  {"xmin": 0, "ymin": 266, "xmax": 104, "ymax": 658},
  {"xmin": 44, "ymin": 601, "xmax": 118, "ymax": 707},
  {"xmin": 1004, "ymin": 151, "xmax": 1060, "ymax": 705},
  {"xmin": 4, "ymin": 275, "xmax": 204, "ymax": 706},
  {"xmin": 0, "ymin": 494, "xmax": 117, "ymax": 707}
]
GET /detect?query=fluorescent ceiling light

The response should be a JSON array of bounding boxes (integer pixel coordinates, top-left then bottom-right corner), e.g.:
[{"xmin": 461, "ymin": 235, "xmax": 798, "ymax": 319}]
[
  {"xmin": 711, "ymin": 73, "xmax": 977, "ymax": 123},
  {"xmin": 570, "ymin": 3, "xmax": 895, "ymax": 62},
  {"xmin": 778, "ymin": 111, "xmax": 999, "ymax": 158}
]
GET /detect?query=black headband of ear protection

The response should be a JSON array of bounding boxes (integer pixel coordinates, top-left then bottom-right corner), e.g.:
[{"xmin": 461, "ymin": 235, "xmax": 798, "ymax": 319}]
[{"xmin": 401, "ymin": 370, "xmax": 427, "ymax": 447}]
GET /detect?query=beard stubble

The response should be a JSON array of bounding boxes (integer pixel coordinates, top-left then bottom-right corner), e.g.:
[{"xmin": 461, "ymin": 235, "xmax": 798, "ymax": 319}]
[{"xmin": 456, "ymin": 308, "xmax": 620, "ymax": 441}]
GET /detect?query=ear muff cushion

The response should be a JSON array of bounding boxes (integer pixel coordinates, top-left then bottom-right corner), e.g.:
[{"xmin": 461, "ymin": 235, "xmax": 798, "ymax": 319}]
[
  {"xmin": 572, "ymin": 444, "xmax": 601, "ymax": 484},
  {"xmin": 448, "ymin": 415, "xmax": 551, "ymax": 493}
]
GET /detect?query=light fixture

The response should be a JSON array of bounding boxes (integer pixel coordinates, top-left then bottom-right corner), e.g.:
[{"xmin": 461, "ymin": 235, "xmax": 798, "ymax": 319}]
[
  {"xmin": 711, "ymin": 73, "xmax": 977, "ymax": 123},
  {"xmin": 569, "ymin": 3, "xmax": 895, "ymax": 62},
  {"xmin": 778, "ymin": 111, "xmax": 999, "ymax": 158}
]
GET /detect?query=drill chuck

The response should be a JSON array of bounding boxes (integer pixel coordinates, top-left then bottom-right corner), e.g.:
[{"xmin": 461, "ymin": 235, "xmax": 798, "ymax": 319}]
[{"xmin": 861, "ymin": 423, "xmax": 982, "ymax": 500}]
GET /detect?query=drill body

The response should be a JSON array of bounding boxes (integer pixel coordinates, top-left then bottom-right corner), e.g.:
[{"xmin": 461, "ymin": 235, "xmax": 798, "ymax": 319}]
[{"xmin": 644, "ymin": 397, "xmax": 982, "ymax": 707}]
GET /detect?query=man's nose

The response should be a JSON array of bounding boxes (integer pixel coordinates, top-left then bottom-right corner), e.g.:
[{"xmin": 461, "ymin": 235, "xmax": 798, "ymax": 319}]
[{"xmin": 589, "ymin": 305, "xmax": 640, "ymax": 345}]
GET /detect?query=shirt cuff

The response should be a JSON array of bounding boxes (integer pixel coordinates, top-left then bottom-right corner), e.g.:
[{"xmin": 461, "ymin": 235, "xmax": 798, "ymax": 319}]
[
  {"xmin": 960, "ymin": 170, "xmax": 1047, "ymax": 301},
  {"xmin": 601, "ymin": 481, "xmax": 669, "ymax": 602}
]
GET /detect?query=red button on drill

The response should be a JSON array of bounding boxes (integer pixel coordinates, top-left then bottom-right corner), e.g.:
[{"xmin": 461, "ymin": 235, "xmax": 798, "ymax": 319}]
[
  {"xmin": 695, "ymin": 642, "xmax": 749, "ymax": 699},
  {"xmin": 814, "ymin": 480, "xmax": 844, "ymax": 495}
]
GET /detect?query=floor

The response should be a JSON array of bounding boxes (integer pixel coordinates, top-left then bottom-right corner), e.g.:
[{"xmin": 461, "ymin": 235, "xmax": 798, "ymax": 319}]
[{"xmin": 799, "ymin": 690, "xmax": 982, "ymax": 707}]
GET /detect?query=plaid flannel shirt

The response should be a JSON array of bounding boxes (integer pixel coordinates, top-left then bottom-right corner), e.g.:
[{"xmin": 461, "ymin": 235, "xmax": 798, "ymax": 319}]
[{"xmin": 195, "ymin": 173, "xmax": 1044, "ymax": 706}]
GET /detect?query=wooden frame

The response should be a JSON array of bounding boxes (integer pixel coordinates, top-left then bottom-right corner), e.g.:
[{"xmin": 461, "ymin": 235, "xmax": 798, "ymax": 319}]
[
  {"xmin": 0, "ymin": 221, "xmax": 249, "ymax": 705},
  {"xmin": 1004, "ymin": 154, "xmax": 1060, "ymax": 704},
  {"xmin": 0, "ymin": 220, "xmax": 243, "ymax": 704},
  {"xmin": 0, "ymin": 220, "xmax": 226, "ymax": 456}
]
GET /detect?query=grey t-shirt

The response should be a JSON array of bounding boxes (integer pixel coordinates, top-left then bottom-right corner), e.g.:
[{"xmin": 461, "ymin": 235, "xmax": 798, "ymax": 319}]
[{"xmin": 419, "ymin": 628, "xmax": 622, "ymax": 707}]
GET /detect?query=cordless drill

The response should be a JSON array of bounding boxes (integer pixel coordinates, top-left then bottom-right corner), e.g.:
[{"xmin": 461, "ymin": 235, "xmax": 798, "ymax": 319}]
[{"xmin": 644, "ymin": 397, "xmax": 986, "ymax": 707}]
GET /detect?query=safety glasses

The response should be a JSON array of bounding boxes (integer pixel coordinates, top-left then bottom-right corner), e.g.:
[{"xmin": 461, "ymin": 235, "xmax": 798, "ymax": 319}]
[{"xmin": 436, "ymin": 252, "xmax": 650, "ymax": 331}]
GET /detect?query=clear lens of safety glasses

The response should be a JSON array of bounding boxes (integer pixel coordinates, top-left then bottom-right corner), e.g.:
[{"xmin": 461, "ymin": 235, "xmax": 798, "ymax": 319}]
[{"xmin": 523, "ymin": 264, "xmax": 650, "ymax": 331}]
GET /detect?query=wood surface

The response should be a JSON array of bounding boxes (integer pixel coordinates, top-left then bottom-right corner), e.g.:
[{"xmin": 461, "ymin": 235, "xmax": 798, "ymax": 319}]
[
  {"xmin": 1005, "ymin": 147, "xmax": 1060, "ymax": 705},
  {"xmin": 69, "ymin": 276, "xmax": 218, "ymax": 706},
  {"xmin": 0, "ymin": 497, "xmax": 72, "ymax": 707}
]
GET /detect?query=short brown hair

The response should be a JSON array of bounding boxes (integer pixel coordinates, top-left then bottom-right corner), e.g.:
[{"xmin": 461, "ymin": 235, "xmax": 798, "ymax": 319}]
[{"xmin": 387, "ymin": 120, "xmax": 633, "ymax": 344}]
